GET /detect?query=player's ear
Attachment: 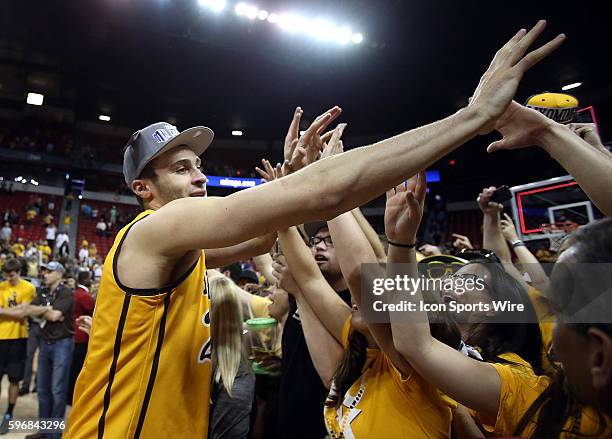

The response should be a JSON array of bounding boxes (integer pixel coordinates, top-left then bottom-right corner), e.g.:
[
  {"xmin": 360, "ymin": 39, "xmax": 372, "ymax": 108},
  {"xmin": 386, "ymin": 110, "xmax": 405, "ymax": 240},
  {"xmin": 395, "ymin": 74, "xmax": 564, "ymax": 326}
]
[{"xmin": 132, "ymin": 179, "xmax": 153, "ymax": 205}]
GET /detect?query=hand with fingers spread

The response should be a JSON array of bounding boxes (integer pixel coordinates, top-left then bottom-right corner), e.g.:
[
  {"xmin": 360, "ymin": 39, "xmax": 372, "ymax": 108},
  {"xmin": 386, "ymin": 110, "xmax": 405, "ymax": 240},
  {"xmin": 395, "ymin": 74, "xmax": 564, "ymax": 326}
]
[
  {"xmin": 469, "ymin": 20, "xmax": 565, "ymax": 134},
  {"xmin": 289, "ymin": 106, "xmax": 342, "ymax": 171},
  {"xmin": 283, "ymin": 107, "xmax": 303, "ymax": 165},
  {"xmin": 452, "ymin": 233, "xmax": 474, "ymax": 250},
  {"xmin": 271, "ymin": 254, "xmax": 300, "ymax": 295},
  {"xmin": 384, "ymin": 171, "xmax": 427, "ymax": 245},
  {"xmin": 477, "ymin": 186, "xmax": 504, "ymax": 216},
  {"xmin": 256, "ymin": 158, "xmax": 288, "ymax": 183},
  {"xmin": 320, "ymin": 123, "xmax": 347, "ymax": 159},
  {"xmin": 500, "ymin": 213, "xmax": 520, "ymax": 243}
]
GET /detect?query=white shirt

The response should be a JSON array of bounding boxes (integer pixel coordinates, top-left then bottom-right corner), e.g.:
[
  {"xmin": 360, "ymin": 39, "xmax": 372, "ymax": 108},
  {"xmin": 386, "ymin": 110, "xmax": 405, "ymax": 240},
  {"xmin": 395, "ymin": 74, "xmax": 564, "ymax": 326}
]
[
  {"xmin": 79, "ymin": 248, "xmax": 89, "ymax": 263},
  {"xmin": 56, "ymin": 233, "xmax": 69, "ymax": 248},
  {"xmin": 46, "ymin": 226, "xmax": 57, "ymax": 240},
  {"xmin": 0, "ymin": 226, "xmax": 11, "ymax": 241},
  {"xmin": 96, "ymin": 221, "xmax": 107, "ymax": 231}
]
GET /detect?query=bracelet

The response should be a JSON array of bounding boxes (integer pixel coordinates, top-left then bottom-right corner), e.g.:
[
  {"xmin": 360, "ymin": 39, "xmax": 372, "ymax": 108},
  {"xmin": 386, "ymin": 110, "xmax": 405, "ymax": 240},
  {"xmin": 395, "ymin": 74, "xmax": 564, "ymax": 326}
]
[
  {"xmin": 387, "ymin": 240, "xmax": 417, "ymax": 249},
  {"xmin": 511, "ymin": 240, "xmax": 525, "ymax": 248}
]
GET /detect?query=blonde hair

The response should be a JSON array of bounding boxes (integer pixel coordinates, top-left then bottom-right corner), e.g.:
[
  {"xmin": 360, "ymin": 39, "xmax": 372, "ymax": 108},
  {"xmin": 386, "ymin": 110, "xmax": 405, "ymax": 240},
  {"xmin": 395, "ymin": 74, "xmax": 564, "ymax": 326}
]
[{"xmin": 210, "ymin": 276, "xmax": 245, "ymax": 397}]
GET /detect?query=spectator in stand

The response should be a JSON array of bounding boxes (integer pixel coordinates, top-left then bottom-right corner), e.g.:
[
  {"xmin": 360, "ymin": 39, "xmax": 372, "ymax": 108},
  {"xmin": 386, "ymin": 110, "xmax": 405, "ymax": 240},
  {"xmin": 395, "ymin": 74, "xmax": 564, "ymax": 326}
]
[
  {"xmin": 25, "ymin": 207, "xmax": 37, "ymax": 225},
  {"xmin": 38, "ymin": 241, "xmax": 52, "ymax": 261},
  {"xmin": 26, "ymin": 256, "xmax": 39, "ymax": 280},
  {"xmin": 109, "ymin": 206, "xmax": 118, "ymax": 227},
  {"xmin": 78, "ymin": 241, "xmax": 89, "ymax": 266},
  {"xmin": 0, "ymin": 259, "xmax": 36, "ymax": 434},
  {"xmin": 25, "ymin": 243, "xmax": 42, "ymax": 267},
  {"xmin": 23, "ymin": 262, "xmax": 74, "ymax": 439},
  {"xmin": 43, "ymin": 213, "xmax": 54, "ymax": 229},
  {"xmin": 63, "ymin": 214, "xmax": 71, "ymax": 227},
  {"xmin": 0, "ymin": 223, "xmax": 11, "ymax": 244},
  {"xmin": 68, "ymin": 271, "xmax": 94, "ymax": 406},
  {"xmin": 80, "ymin": 204, "xmax": 92, "ymax": 218},
  {"xmin": 92, "ymin": 258, "xmax": 102, "ymax": 282},
  {"xmin": 14, "ymin": 225, "xmax": 26, "ymax": 243},
  {"xmin": 90, "ymin": 207, "xmax": 98, "ymax": 219},
  {"xmin": 95, "ymin": 218, "xmax": 107, "ymax": 237},
  {"xmin": 45, "ymin": 223, "xmax": 57, "ymax": 250},
  {"xmin": 56, "ymin": 229, "xmax": 70, "ymax": 259},
  {"xmin": 88, "ymin": 243, "xmax": 97, "ymax": 261},
  {"xmin": 11, "ymin": 240, "xmax": 25, "ymax": 259}
]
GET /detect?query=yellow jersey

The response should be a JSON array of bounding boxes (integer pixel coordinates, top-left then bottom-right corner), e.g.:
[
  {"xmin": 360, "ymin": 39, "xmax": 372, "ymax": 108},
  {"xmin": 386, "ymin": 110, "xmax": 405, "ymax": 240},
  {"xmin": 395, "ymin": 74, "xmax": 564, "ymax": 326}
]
[
  {"xmin": 474, "ymin": 352, "xmax": 611, "ymax": 437},
  {"xmin": 324, "ymin": 316, "xmax": 455, "ymax": 438},
  {"xmin": 66, "ymin": 210, "xmax": 212, "ymax": 439},
  {"xmin": 0, "ymin": 278, "xmax": 35, "ymax": 339}
]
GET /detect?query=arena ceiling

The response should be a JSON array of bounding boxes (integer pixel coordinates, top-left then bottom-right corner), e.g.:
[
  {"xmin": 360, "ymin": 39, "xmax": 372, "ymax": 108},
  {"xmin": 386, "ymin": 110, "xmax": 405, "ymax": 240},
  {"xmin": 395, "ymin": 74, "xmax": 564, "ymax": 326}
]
[{"xmin": 0, "ymin": 0, "xmax": 610, "ymax": 194}]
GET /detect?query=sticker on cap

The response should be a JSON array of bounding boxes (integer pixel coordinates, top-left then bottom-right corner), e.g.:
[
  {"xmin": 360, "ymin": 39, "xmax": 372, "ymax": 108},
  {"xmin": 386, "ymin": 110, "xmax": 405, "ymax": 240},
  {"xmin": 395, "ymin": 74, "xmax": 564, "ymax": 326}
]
[{"xmin": 152, "ymin": 126, "xmax": 180, "ymax": 143}]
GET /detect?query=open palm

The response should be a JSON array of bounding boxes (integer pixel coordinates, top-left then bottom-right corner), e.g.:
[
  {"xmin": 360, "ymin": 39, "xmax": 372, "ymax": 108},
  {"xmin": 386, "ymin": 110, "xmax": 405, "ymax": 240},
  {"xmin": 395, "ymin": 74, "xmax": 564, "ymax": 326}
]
[{"xmin": 384, "ymin": 171, "xmax": 427, "ymax": 244}]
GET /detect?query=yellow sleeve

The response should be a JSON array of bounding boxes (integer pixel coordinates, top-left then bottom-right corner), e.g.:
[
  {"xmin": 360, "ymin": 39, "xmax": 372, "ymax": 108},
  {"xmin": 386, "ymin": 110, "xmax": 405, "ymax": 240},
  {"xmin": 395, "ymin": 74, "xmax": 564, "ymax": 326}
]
[
  {"xmin": 341, "ymin": 314, "xmax": 352, "ymax": 349},
  {"xmin": 250, "ymin": 295, "xmax": 271, "ymax": 318},
  {"xmin": 477, "ymin": 361, "xmax": 549, "ymax": 436}
]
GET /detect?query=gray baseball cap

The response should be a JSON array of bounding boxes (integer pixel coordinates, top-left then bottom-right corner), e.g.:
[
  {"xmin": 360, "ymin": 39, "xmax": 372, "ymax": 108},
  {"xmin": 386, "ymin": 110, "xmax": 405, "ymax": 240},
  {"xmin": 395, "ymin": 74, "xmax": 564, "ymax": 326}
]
[
  {"xmin": 40, "ymin": 261, "xmax": 66, "ymax": 274},
  {"xmin": 123, "ymin": 122, "xmax": 214, "ymax": 185}
]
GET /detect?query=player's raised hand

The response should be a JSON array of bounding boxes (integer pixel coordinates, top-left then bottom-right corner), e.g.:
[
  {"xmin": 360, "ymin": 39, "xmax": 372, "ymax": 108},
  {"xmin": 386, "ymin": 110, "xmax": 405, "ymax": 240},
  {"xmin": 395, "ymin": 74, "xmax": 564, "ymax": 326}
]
[{"xmin": 469, "ymin": 20, "xmax": 565, "ymax": 134}]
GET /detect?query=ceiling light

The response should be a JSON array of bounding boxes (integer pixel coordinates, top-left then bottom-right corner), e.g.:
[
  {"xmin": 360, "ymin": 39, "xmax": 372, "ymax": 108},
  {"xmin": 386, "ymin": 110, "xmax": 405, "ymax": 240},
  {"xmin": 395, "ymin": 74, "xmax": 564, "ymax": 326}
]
[
  {"xmin": 99, "ymin": 115, "xmax": 111, "ymax": 122},
  {"xmin": 26, "ymin": 92, "xmax": 44, "ymax": 106},
  {"xmin": 232, "ymin": 130, "xmax": 243, "ymax": 136},
  {"xmin": 351, "ymin": 33, "xmax": 363, "ymax": 44},
  {"xmin": 562, "ymin": 82, "xmax": 582, "ymax": 91},
  {"xmin": 257, "ymin": 10, "xmax": 268, "ymax": 20},
  {"xmin": 235, "ymin": 2, "xmax": 247, "ymax": 15}
]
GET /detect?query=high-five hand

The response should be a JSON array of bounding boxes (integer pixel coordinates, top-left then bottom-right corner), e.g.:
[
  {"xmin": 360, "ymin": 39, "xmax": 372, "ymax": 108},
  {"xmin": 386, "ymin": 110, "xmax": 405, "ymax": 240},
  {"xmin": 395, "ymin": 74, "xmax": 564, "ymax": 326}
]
[
  {"xmin": 469, "ymin": 20, "xmax": 565, "ymax": 134},
  {"xmin": 384, "ymin": 171, "xmax": 427, "ymax": 245}
]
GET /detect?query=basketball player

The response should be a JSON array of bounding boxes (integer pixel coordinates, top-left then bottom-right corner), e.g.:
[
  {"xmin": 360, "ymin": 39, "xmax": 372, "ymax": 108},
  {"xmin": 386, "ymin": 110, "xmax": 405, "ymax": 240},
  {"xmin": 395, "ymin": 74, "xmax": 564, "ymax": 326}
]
[{"xmin": 65, "ymin": 21, "xmax": 564, "ymax": 438}]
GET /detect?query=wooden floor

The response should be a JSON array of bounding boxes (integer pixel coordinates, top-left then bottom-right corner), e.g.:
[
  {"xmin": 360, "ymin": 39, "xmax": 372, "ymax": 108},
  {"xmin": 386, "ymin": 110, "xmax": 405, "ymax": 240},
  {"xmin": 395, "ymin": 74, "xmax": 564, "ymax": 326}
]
[{"xmin": 0, "ymin": 376, "xmax": 72, "ymax": 438}]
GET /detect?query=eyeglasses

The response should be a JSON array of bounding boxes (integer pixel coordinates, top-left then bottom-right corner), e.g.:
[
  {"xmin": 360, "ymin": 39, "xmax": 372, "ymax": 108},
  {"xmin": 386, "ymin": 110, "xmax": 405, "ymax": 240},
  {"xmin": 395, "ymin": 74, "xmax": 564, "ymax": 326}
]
[
  {"xmin": 423, "ymin": 261, "xmax": 463, "ymax": 279},
  {"xmin": 309, "ymin": 236, "xmax": 333, "ymax": 247}
]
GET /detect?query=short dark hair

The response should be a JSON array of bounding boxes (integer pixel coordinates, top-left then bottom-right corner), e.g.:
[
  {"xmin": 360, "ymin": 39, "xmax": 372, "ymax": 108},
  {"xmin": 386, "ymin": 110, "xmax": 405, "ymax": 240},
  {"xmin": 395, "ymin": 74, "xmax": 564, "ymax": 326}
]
[
  {"xmin": 2, "ymin": 258, "xmax": 21, "ymax": 273},
  {"xmin": 221, "ymin": 262, "xmax": 242, "ymax": 283},
  {"xmin": 134, "ymin": 162, "xmax": 158, "ymax": 209},
  {"xmin": 77, "ymin": 270, "xmax": 92, "ymax": 286}
]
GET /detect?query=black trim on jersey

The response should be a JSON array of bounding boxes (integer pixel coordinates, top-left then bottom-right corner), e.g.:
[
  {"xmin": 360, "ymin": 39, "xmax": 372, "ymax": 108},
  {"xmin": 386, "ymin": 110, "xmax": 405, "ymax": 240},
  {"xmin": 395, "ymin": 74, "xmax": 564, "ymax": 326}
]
[
  {"xmin": 98, "ymin": 294, "xmax": 131, "ymax": 439},
  {"xmin": 113, "ymin": 213, "xmax": 200, "ymax": 296},
  {"xmin": 133, "ymin": 293, "xmax": 171, "ymax": 439}
]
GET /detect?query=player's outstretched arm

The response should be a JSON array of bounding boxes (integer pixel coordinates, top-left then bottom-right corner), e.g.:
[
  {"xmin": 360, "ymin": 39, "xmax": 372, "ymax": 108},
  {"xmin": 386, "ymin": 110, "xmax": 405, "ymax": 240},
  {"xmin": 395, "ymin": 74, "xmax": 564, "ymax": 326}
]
[{"xmin": 137, "ymin": 21, "xmax": 565, "ymax": 257}]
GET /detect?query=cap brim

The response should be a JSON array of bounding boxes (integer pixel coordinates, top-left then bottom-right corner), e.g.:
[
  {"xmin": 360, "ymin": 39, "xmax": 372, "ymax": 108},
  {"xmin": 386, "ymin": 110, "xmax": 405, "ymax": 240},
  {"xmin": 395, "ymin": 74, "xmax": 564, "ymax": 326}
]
[{"xmin": 150, "ymin": 126, "xmax": 214, "ymax": 163}]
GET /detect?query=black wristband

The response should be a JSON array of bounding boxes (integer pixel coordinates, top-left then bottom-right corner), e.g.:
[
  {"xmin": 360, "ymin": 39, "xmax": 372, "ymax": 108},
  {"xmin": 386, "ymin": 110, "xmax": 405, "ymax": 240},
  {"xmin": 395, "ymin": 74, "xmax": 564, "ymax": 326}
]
[{"xmin": 387, "ymin": 240, "xmax": 417, "ymax": 249}]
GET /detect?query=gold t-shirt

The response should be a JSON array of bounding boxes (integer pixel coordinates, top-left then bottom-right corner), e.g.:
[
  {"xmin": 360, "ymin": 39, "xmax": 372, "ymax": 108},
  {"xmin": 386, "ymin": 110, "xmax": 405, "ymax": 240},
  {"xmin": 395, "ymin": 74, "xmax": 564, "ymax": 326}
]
[{"xmin": 0, "ymin": 278, "xmax": 35, "ymax": 339}]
